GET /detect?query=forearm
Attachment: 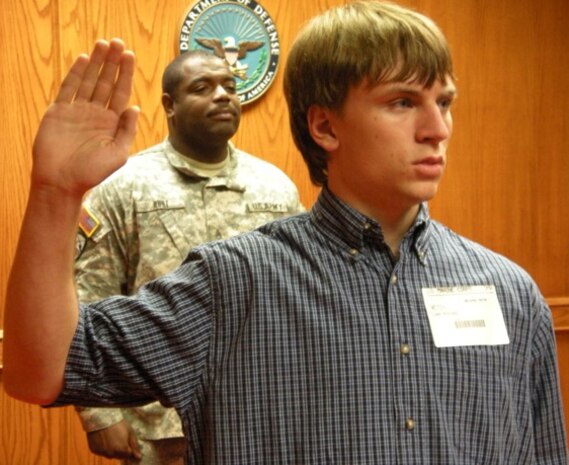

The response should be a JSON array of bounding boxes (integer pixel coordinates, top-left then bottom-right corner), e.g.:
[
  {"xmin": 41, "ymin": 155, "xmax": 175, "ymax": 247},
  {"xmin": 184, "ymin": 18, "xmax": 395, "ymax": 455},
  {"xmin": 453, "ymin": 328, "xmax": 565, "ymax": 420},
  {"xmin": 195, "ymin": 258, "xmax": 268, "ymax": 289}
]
[
  {"xmin": 3, "ymin": 39, "xmax": 137, "ymax": 404},
  {"xmin": 3, "ymin": 187, "xmax": 82, "ymax": 404}
]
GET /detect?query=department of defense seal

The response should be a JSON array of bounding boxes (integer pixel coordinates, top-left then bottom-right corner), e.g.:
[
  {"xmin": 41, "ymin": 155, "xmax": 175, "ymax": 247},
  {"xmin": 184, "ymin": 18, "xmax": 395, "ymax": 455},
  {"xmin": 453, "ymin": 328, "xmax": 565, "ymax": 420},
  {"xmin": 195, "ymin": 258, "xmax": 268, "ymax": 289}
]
[{"xmin": 179, "ymin": 0, "xmax": 280, "ymax": 105}]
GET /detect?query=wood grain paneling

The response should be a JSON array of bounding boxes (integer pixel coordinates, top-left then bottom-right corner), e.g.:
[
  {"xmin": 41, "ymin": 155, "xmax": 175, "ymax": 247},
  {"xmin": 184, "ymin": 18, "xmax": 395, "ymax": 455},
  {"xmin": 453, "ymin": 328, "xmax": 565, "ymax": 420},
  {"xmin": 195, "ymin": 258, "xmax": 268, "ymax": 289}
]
[
  {"xmin": 423, "ymin": 0, "xmax": 569, "ymax": 298},
  {"xmin": 1, "ymin": 0, "xmax": 568, "ymax": 463}
]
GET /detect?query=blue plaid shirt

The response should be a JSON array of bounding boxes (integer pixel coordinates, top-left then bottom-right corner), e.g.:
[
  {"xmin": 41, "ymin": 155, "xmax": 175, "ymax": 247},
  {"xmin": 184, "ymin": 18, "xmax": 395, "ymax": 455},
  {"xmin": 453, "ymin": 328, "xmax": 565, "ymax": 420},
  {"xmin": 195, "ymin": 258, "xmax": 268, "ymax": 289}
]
[{"xmin": 58, "ymin": 187, "xmax": 568, "ymax": 465}]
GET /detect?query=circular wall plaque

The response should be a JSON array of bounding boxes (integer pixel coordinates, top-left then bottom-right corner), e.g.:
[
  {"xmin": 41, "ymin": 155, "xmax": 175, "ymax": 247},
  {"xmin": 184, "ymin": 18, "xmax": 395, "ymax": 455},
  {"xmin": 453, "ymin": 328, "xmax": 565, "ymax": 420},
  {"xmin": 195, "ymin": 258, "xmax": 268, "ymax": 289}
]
[{"xmin": 179, "ymin": 0, "xmax": 280, "ymax": 105}]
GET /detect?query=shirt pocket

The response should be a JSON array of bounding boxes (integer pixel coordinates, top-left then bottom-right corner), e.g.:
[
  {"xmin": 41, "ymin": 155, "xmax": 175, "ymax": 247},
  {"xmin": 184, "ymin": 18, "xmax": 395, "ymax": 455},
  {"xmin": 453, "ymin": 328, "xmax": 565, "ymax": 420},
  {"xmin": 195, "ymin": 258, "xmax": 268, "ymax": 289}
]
[
  {"xmin": 134, "ymin": 200, "xmax": 192, "ymax": 282},
  {"xmin": 433, "ymin": 346, "xmax": 528, "ymax": 463}
]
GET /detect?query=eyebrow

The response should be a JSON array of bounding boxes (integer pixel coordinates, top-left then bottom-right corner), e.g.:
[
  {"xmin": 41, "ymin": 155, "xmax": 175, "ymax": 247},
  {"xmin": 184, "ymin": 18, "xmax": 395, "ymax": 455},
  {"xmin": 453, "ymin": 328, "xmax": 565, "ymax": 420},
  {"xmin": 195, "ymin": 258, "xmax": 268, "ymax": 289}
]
[
  {"xmin": 188, "ymin": 74, "xmax": 236, "ymax": 85},
  {"xmin": 380, "ymin": 82, "xmax": 458, "ymax": 98}
]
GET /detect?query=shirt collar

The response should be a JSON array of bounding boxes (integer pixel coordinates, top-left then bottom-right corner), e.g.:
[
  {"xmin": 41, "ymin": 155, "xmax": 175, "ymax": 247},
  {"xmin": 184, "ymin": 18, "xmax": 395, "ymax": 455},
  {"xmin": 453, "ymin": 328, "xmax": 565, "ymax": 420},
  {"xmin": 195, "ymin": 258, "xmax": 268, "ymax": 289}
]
[
  {"xmin": 311, "ymin": 185, "xmax": 431, "ymax": 262},
  {"xmin": 163, "ymin": 140, "xmax": 245, "ymax": 191}
]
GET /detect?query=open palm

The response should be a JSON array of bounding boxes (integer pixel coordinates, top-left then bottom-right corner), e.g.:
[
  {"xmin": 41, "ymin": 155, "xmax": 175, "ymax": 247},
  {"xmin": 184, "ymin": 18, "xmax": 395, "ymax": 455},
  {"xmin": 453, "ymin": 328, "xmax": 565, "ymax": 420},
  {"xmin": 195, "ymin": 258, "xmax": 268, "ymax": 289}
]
[{"xmin": 31, "ymin": 39, "xmax": 138, "ymax": 197}]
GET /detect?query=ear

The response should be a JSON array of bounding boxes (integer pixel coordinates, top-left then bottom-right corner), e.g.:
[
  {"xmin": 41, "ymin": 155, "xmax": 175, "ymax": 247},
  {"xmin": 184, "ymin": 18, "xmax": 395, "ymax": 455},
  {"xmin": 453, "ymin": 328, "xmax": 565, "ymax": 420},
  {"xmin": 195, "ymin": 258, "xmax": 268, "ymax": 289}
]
[
  {"xmin": 161, "ymin": 93, "xmax": 175, "ymax": 117},
  {"xmin": 307, "ymin": 105, "xmax": 340, "ymax": 152}
]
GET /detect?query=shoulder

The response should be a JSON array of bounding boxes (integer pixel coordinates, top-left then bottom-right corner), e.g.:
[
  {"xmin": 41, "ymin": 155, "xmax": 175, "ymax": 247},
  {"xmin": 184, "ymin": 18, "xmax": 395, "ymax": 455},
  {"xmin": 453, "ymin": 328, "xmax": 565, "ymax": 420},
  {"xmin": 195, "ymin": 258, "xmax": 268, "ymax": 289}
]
[
  {"xmin": 418, "ymin": 221, "xmax": 551, "ymax": 338},
  {"xmin": 87, "ymin": 144, "xmax": 176, "ymax": 198},
  {"xmin": 194, "ymin": 213, "xmax": 311, "ymax": 264},
  {"xmin": 177, "ymin": 214, "xmax": 311, "ymax": 312},
  {"xmin": 428, "ymin": 220, "xmax": 537, "ymax": 288},
  {"xmin": 119, "ymin": 143, "xmax": 172, "ymax": 173},
  {"xmin": 232, "ymin": 148, "xmax": 297, "ymax": 187}
]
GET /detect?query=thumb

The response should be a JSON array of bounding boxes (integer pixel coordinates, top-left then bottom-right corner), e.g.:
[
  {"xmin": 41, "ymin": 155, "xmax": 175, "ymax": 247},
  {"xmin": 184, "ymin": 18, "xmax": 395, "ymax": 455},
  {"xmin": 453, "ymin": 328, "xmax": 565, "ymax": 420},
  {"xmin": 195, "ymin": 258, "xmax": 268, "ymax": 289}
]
[
  {"xmin": 115, "ymin": 106, "xmax": 139, "ymax": 155},
  {"xmin": 128, "ymin": 430, "xmax": 142, "ymax": 460}
]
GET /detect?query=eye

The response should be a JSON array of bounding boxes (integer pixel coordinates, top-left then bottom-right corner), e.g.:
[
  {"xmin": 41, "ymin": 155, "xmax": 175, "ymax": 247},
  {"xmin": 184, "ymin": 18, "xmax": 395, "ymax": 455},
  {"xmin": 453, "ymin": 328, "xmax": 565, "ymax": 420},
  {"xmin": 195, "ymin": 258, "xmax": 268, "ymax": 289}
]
[
  {"xmin": 392, "ymin": 98, "xmax": 414, "ymax": 109},
  {"xmin": 189, "ymin": 82, "xmax": 212, "ymax": 94},
  {"xmin": 224, "ymin": 81, "xmax": 237, "ymax": 94},
  {"xmin": 438, "ymin": 97, "xmax": 454, "ymax": 111}
]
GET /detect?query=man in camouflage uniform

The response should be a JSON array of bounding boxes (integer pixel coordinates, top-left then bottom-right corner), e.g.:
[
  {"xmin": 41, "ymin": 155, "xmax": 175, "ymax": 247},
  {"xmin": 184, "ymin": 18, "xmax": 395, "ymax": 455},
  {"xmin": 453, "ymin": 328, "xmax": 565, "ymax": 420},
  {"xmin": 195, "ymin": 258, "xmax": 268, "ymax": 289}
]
[{"xmin": 74, "ymin": 50, "xmax": 304, "ymax": 465}]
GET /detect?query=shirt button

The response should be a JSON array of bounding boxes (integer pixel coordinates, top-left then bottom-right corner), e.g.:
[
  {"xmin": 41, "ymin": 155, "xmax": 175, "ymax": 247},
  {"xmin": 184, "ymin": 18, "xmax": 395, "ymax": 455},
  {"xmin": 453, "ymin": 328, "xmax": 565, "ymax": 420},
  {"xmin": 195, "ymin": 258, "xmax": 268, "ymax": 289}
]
[
  {"xmin": 363, "ymin": 223, "xmax": 372, "ymax": 230},
  {"xmin": 400, "ymin": 344, "xmax": 410, "ymax": 355},
  {"xmin": 405, "ymin": 418, "xmax": 416, "ymax": 430},
  {"xmin": 349, "ymin": 248, "xmax": 359, "ymax": 256},
  {"xmin": 390, "ymin": 275, "xmax": 398, "ymax": 284}
]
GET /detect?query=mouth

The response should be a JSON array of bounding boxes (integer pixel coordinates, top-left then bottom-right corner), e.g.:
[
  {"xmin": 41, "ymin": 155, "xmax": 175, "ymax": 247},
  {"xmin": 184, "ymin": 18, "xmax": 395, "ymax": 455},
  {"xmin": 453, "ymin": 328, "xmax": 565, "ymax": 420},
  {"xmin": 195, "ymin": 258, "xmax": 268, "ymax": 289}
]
[
  {"xmin": 208, "ymin": 107, "xmax": 236, "ymax": 121},
  {"xmin": 413, "ymin": 156, "xmax": 445, "ymax": 178},
  {"xmin": 415, "ymin": 155, "xmax": 444, "ymax": 164}
]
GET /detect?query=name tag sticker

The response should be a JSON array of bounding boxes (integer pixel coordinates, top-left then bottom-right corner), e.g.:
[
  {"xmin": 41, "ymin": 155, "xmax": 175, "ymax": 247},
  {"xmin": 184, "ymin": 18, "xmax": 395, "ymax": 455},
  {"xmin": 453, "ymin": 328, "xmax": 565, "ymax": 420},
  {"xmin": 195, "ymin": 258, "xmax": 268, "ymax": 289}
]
[{"xmin": 422, "ymin": 285, "xmax": 509, "ymax": 347}]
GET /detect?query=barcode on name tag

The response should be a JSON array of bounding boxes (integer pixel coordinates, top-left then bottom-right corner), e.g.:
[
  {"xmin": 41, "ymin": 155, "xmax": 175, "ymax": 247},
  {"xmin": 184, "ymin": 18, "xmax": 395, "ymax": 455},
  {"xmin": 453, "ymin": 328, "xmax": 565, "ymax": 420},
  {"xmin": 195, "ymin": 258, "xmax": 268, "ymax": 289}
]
[{"xmin": 454, "ymin": 319, "xmax": 486, "ymax": 329}]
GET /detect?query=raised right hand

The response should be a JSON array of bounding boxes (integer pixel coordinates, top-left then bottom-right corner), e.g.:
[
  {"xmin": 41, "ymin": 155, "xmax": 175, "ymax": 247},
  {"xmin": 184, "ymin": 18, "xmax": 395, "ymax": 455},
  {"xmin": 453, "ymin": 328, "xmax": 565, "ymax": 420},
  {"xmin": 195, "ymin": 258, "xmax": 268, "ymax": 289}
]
[
  {"xmin": 31, "ymin": 38, "xmax": 139, "ymax": 199},
  {"xmin": 87, "ymin": 420, "xmax": 142, "ymax": 460}
]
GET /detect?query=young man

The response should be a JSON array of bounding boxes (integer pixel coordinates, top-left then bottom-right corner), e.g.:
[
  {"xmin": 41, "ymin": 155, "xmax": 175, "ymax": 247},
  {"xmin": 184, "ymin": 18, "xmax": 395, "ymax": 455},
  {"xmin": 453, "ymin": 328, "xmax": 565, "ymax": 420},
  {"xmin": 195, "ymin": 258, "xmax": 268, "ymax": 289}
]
[
  {"xmin": 4, "ymin": 2, "xmax": 567, "ymax": 464},
  {"xmin": 74, "ymin": 50, "xmax": 303, "ymax": 464}
]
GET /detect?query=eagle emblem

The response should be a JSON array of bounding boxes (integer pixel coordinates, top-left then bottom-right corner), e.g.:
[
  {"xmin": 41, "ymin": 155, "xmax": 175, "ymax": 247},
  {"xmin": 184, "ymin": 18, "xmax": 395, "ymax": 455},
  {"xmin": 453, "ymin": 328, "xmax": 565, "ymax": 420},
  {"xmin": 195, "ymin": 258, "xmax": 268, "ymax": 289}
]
[{"xmin": 195, "ymin": 36, "xmax": 264, "ymax": 80}]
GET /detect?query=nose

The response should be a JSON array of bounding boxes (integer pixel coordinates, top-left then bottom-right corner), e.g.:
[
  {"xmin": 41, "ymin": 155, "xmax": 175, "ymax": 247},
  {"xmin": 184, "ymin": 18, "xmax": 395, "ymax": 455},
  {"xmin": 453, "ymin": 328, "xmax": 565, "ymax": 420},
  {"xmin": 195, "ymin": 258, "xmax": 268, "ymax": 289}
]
[
  {"xmin": 416, "ymin": 104, "xmax": 452, "ymax": 144},
  {"xmin": 213, "ymin": 84, "xmax": 231, "ymax": 101}
]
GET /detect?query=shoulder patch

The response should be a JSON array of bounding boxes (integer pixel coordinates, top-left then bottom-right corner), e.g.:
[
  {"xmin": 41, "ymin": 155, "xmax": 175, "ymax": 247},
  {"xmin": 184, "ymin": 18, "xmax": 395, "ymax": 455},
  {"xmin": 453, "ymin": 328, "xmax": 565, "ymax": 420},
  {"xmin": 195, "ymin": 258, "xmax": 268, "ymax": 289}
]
[{"xmin": 78, "ymin": 205, "xmax": 100, "ymax": 238}]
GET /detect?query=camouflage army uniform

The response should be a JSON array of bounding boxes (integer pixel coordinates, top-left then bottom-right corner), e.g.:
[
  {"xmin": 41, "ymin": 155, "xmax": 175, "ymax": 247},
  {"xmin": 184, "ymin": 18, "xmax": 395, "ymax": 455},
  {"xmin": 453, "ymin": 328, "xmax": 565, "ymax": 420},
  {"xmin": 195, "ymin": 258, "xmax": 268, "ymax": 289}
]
[{"xmin": 75, "ymin": 140, "xmax": 304, "ymax": 463}]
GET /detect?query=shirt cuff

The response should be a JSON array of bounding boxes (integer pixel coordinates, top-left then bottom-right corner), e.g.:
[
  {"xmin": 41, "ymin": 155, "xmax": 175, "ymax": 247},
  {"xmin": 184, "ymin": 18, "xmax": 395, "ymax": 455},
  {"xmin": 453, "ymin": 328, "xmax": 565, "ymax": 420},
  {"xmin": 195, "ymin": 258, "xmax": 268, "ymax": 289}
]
[{"xmin": 75, "ymin": 406, "xmax": 125, "ymax": 432}]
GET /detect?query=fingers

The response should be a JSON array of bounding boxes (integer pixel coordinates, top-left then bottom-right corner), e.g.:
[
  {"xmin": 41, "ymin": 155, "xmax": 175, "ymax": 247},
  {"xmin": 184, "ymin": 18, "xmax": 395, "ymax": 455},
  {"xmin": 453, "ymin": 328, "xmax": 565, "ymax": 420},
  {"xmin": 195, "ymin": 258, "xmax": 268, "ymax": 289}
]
[
  {"xmin": 54, "ymin": 39, "xmax": 135, "ymax": 114},
  {"xmin": 108, "ymin": 50, "xmax": 135, "ymax": 114},
  {"xmin": 89, "ymin": 39, "xmax": 133, "ymax": 108},
  {"xmin": 55, "ymin": 54, "xmax": 90, "ymax": 103},
  {"xmin": 73, "ymin": 39, "xmax": 116, "ymax": 103}
]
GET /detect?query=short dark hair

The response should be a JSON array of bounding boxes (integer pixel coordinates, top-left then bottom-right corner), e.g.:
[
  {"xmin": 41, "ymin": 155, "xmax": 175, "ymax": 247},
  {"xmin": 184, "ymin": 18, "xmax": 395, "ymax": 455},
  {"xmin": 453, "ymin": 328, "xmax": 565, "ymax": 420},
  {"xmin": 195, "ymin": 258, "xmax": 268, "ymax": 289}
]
[{"xmin": 162, "ymin": 50, "xmax": 225, "ymax": 96}]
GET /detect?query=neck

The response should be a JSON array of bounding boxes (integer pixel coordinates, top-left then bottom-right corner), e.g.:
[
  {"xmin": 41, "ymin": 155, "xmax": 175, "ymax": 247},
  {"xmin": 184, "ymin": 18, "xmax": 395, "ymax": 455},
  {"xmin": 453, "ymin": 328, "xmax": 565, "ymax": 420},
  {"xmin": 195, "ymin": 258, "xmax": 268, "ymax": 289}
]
[
  {"xmin": 168, "ymin": 136, "xmax": 229, "ymax": 164},
  {"xmin": 377, "ymin": 206, "xmax": 419, "ymax": 256},
  {"xmin": 328, "ymin": 186, "xmax": 420, "ymax": 255}
]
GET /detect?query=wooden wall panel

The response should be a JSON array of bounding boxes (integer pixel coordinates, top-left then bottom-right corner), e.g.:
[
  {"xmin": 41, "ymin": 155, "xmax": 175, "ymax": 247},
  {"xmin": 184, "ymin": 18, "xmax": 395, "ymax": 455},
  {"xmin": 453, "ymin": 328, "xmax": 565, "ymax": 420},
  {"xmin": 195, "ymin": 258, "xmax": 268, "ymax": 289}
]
[
  {"xmin": 1, "ymin": 0, "xmax": 568, "ymax": 463},
  {"xmin": 408, "ymin": 0, "xmax": 569, "ymax": 299}
]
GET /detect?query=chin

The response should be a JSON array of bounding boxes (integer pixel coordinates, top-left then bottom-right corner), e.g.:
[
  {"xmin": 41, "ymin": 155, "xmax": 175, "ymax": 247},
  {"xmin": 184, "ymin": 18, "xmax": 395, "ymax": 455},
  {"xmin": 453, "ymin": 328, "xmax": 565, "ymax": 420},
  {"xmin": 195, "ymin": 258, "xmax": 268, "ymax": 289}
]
[
  {"xmin": 212, "ymin": 125, "xmax": 238, "ymax": 138},
  {"xmin": 413, "ymin": 185, "xmax": 439, "ymax": 203}
]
